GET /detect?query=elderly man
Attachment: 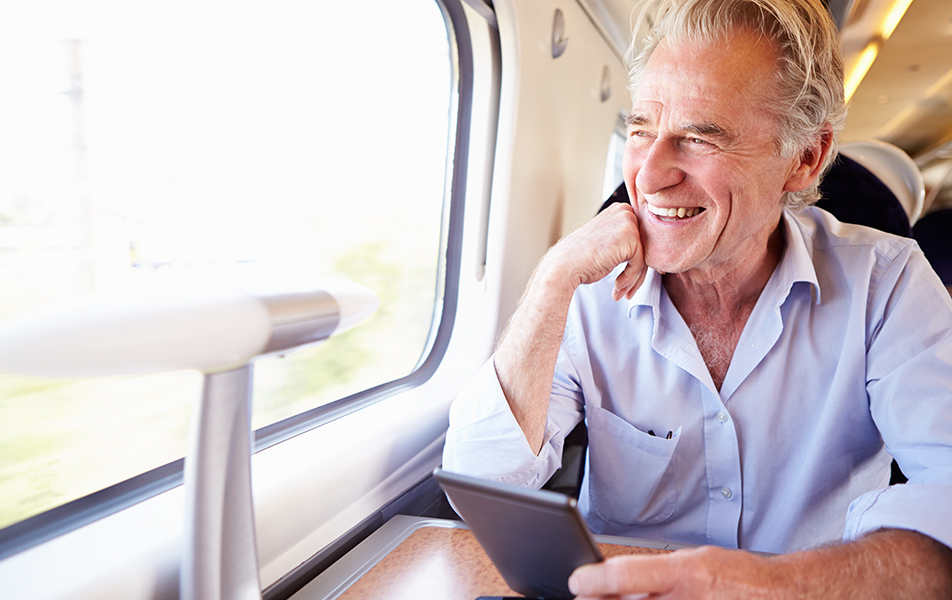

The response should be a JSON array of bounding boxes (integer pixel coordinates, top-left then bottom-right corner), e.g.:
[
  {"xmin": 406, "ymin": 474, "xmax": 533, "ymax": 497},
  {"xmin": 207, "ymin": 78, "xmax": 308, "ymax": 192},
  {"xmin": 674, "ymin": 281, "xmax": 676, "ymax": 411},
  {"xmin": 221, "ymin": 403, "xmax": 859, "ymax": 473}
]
[{"xmin": 443, "ymin": 0, "xmax": 952, "ymax": 596}]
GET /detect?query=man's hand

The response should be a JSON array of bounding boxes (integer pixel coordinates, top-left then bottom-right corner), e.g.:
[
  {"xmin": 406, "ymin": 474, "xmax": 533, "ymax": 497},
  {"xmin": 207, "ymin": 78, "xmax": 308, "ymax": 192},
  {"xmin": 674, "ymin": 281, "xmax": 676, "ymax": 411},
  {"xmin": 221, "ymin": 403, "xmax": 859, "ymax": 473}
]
[
  {"xmin": 569, "ymin": 546, "xmax": 782, "ymax": 600},
  {"xmin": 538, "ymin": 201, "xmax": 647, "ymax": 301},
  {"xmin": 568, "ymin": 529, "xmax": 952, "ymax": 600}
]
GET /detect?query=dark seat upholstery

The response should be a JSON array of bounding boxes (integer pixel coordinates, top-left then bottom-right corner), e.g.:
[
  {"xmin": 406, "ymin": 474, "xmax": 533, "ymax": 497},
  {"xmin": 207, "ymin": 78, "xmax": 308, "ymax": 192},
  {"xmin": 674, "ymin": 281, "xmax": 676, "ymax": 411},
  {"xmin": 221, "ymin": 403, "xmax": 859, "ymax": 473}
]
[
  {"xmin": 913, "ymin": 208, "xmax": 952, "ymax": 286},
  {"xmin": 817, "ymin": 154, "xmax": 911, "ymax": 237}
]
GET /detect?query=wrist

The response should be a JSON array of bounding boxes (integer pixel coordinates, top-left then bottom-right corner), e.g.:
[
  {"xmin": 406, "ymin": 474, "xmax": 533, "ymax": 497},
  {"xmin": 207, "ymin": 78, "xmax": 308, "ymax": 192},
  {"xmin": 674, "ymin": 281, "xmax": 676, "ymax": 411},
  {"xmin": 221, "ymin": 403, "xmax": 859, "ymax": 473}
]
[{"xmin": 532, "ymin": 248, "xmax": 581, "ymax": 302}]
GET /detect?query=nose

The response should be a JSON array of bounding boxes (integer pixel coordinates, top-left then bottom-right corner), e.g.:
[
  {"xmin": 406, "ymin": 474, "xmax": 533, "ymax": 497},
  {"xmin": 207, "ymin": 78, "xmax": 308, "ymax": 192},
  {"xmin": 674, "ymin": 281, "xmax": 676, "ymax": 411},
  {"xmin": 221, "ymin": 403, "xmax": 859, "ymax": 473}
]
[{"xmin": 630, "ymin": 136, "xmax": 684, "ymax": 196}]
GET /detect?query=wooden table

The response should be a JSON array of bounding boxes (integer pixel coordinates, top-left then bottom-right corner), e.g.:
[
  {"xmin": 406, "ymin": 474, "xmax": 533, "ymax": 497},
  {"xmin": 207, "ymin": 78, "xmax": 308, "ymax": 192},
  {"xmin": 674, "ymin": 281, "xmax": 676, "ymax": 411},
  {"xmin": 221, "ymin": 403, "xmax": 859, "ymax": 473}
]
[{"xmin": 295, "ymin": 516, "xmax": 689, "ymax": 599}]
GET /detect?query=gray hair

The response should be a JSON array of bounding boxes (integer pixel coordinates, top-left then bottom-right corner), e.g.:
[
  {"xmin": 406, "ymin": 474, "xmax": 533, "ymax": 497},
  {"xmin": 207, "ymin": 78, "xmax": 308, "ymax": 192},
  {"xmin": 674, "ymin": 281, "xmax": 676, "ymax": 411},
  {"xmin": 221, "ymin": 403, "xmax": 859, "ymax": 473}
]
[{"xmin": 627, "ymin": 0, "xmax": 846, "ymax": 210}]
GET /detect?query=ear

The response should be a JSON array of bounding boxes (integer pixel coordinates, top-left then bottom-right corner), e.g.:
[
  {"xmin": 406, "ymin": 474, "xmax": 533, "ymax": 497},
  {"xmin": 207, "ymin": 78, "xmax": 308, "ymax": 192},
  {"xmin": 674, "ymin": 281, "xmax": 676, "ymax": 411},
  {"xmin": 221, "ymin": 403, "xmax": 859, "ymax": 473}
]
[{"xmin": 783, "ymin": 124, "xmax": 834, "ymax": 193}]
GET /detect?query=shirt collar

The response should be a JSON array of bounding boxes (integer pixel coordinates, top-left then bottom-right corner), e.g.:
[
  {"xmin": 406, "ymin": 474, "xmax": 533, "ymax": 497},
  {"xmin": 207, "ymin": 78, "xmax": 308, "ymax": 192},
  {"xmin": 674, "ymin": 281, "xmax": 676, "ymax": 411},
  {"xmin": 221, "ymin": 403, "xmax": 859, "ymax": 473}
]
[
  {"xmin": 628, "ymin": 266, "xmax": 662, "ymax": 314},
  {"xmin": 625, "ymin": 208, "xmax": 822, "ymax": 314},
  {"xmin": 777, "ymin": 208, "xmax": 822, "ymax": 305}
]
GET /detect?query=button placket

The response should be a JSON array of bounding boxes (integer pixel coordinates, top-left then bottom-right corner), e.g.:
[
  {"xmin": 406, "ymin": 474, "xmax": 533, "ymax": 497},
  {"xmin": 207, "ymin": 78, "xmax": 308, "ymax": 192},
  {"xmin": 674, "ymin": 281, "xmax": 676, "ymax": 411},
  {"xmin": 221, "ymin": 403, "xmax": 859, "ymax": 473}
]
[{"xmin": 701, "ymin": 389, "xmax": 743, "ymax": 547}]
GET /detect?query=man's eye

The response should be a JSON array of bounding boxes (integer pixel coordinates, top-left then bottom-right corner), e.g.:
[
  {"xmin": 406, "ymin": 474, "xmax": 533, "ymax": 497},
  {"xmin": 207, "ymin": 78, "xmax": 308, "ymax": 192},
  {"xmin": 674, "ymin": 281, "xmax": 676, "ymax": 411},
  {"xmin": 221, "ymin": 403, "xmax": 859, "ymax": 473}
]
[{"xmin": 689, "ymin": 137, "xmax": 706, "ymax": 145}]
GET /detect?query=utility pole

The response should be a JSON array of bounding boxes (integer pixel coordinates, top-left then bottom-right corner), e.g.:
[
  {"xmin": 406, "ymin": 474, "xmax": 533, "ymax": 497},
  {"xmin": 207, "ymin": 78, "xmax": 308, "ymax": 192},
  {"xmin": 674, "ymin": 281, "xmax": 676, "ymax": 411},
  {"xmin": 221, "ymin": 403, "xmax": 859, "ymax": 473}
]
[{"xmin": 66, "ymin": 38, "xmax": 96, "ymax": 292}]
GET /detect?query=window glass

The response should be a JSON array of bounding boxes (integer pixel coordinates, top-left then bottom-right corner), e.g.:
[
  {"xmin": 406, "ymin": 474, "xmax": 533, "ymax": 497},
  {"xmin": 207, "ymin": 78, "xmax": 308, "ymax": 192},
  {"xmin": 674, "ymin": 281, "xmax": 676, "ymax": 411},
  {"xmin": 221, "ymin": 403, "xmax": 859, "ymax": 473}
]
[
  {"xmin": 602, "ymin": 121, "xmax": 626, "ymax": 200},
  {"xmin": 0, "ymin": 0, "xmax": 452, "ymax": 530}
]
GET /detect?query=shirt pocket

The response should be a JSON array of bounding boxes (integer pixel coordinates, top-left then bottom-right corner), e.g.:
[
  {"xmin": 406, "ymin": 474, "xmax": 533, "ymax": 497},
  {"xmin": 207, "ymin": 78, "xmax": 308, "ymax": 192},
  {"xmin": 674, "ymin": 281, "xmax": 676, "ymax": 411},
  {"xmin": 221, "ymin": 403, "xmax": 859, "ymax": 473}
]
[{"xmin": 587, "ymin": 405, "xmax": 680, "ymax": 526}]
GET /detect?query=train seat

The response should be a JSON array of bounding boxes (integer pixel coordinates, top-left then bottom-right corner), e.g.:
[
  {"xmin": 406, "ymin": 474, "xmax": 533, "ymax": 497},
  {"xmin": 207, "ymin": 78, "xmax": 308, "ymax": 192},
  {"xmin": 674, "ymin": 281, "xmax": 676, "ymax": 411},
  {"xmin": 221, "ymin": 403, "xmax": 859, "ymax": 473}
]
[
  {"xmin": 839, "ymin": 139, "xmax": 926, "ymax": 226},
  {"xmin": 816, "ymin": 152, "xmax": 912, "ymax": 237},
  {"xmin": 913, "ymin": 207, "xmax": 952, "ymax": 290}
]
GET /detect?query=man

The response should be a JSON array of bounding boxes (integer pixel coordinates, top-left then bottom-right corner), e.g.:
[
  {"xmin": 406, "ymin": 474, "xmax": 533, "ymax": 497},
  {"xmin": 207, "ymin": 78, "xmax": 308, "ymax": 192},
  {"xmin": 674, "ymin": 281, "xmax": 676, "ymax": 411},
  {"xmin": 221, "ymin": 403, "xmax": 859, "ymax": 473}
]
[{"xmin": 443, "ymin": 0, "xmax": 952, "ymax": 596}]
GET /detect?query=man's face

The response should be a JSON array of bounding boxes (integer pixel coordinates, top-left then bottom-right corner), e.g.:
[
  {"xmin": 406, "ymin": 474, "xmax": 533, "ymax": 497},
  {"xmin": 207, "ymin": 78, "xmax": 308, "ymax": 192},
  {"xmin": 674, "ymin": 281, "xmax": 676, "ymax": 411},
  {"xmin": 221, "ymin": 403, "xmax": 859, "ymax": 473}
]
[{"xmin": 623, "ymin": 30, "xmax": 805, "ymax": 279}]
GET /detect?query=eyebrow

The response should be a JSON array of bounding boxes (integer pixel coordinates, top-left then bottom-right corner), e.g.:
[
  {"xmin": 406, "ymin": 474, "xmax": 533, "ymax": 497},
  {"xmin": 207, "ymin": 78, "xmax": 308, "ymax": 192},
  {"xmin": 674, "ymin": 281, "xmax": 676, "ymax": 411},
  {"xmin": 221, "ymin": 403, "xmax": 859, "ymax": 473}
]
[
  {"xmin": 682, "ymin": 121, "xmax": 733, "ymax": 142},
  {"xmin": 627, "ymin": 112, "xmax": 737, "ymax": 145},
  {"xmin": 626, "ymin": 113, "xmax": 649, "ymax": 127}
]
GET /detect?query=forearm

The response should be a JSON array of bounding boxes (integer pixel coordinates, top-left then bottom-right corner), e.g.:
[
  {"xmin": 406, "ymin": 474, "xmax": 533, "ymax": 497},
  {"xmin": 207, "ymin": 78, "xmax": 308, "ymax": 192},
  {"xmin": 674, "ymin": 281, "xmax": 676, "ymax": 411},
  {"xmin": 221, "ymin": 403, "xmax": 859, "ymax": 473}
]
[
  {"xmin": 775, "ymin": 529, "xmax": 952, "ymax": 599},
  {"xmin": 570, "ymin": 529, "xmax": 952, "ymax": 599},
  {"xmin": 494, "ymin": 257, "xmax": 576, "ymax": 454}
]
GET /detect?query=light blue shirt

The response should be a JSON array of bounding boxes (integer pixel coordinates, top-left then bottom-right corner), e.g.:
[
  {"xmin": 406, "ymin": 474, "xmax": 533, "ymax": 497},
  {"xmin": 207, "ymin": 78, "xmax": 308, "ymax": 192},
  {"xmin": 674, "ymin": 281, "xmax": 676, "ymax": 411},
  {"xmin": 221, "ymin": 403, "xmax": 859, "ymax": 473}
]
[{"xmin": 443, "ymin": 207, "xmax": 952, "ymax": 554}]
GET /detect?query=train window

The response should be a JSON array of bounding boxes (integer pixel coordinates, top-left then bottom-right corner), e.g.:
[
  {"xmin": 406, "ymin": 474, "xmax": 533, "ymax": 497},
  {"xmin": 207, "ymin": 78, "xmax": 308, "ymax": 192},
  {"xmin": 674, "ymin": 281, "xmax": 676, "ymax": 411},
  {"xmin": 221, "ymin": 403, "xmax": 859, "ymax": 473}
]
[
  {"xmin": 602, "ymin": 119, "xmax": 627, "ymax": 200},
  {"xmin": 0, "ymin": 0, "xmax": 454, "ymax": 531}
]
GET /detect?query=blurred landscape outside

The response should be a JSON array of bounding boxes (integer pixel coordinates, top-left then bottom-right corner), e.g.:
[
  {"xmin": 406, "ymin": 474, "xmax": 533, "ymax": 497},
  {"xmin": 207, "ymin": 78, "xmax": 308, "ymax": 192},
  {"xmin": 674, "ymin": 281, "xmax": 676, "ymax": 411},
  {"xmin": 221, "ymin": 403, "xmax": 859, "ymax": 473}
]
[{"xmin": 0, "ymin": 0, "xmax": 452, "ymax": 529}]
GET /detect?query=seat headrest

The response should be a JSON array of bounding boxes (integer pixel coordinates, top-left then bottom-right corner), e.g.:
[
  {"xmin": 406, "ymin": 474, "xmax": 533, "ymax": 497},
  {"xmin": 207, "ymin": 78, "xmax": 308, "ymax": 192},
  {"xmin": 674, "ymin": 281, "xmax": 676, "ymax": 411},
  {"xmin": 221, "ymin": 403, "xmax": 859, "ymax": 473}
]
[
  {"xmin": 839, "ymin": 140, "xmax": 925, "ymax": 225},
  {"xmin": 817, "ymin": 154, "xmax": 911, "ymax": 238}
]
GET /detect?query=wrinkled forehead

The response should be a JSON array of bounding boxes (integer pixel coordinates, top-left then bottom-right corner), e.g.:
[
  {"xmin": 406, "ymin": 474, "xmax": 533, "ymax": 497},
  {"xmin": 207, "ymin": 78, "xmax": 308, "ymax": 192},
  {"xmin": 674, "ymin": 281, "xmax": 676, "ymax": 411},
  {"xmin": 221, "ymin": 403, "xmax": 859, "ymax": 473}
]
[{"xmin": 630, "ymin": 33, "xmax": 787, "ymax": 146}]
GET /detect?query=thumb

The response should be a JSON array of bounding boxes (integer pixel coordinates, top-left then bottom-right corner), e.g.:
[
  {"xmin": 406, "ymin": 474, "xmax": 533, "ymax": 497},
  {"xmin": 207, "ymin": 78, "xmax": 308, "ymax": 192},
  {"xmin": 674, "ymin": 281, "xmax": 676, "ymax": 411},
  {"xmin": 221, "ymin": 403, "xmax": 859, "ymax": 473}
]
[
  {"xmin": 569, "ymin": 555, "xmax": 674, "ymax": 598},
  {"xmin": 569, "ymin": 560, "xmax": 637, "ymax": 597}
]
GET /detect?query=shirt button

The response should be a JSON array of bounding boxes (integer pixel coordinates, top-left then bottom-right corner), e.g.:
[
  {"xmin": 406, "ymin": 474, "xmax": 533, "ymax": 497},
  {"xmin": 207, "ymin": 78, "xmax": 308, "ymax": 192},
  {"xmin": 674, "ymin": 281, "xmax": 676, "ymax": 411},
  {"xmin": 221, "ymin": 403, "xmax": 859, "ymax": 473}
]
[
  {"xmin": 716, "ymin": 412, "xmax": 728, "ymax": 423},
  {"xmin": 721, "ymin": 487, "xmax": 733, "ymax": 499}
]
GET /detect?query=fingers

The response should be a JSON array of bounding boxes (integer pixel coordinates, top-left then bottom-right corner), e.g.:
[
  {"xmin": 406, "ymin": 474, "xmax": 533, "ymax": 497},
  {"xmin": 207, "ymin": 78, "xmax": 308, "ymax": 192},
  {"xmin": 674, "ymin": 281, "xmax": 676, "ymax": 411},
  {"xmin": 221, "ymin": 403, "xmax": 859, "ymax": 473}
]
[
  {"xmin": 592, "ymin": 205, "xmax": 645, "ymax": 301},
  {"xmin": 612, "ymin": 259, "xmax": 648, "ymax": 301},
  {"xmin": 544, "ymin": 202, "xmax": 647, "ymax": 295},
  {"xmin": 612, "ymin": 223, "xmax": 647, "ymax": 301}
]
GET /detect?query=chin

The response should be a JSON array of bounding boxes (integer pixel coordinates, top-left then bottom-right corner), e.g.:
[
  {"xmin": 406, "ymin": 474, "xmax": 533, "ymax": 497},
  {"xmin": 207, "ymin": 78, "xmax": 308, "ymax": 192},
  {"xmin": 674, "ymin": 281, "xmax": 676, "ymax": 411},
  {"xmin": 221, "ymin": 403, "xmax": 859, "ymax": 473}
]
[{"xmin": 644, "ymin": 252, "xmax": 691, "ymax": 275}]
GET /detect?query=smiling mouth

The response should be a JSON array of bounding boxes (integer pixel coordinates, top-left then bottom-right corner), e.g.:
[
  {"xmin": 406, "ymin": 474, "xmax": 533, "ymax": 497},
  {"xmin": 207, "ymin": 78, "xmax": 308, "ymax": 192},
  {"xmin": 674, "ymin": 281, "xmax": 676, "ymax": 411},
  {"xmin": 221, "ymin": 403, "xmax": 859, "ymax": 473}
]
[{"xmin": 646, "ymin": 203, "xmax": 705, "ymax": 221}]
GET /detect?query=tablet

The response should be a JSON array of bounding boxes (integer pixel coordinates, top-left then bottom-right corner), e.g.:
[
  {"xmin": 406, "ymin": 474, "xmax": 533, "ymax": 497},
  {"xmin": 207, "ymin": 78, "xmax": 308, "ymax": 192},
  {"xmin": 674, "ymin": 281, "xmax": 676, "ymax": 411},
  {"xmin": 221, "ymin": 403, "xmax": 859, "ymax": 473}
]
[{"xmin": 434, "ymin": 468, "xmax": 603, "ymax": 600}]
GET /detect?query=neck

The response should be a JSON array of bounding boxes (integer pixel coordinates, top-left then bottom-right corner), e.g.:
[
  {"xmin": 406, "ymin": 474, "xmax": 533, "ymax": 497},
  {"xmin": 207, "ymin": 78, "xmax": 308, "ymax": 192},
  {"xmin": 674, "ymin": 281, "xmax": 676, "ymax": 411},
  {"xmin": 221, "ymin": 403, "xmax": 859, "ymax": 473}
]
[
  {"xmin": 663, "ymin": 220, "xmax": 785, "ymax": 390},
  {"xmin": 665, "ymin": 219, "xmax": 785, "ymax": 316}
]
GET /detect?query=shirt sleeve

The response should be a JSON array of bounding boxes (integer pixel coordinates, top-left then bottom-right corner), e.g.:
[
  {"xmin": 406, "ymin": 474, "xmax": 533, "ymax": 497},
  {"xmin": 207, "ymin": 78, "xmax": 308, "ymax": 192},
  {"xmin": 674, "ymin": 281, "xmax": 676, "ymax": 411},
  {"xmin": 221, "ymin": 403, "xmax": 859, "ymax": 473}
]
[
  {"xmin": 442, "ymin": 354, "xmax": 584, "ymax": 488},
  {"xmin": 845, "ymin": 485, "xmax": 952, "ymax": 548},
  {"xmin": 847, "ymin": 242, "xmax": 952, "ymax": 549}
]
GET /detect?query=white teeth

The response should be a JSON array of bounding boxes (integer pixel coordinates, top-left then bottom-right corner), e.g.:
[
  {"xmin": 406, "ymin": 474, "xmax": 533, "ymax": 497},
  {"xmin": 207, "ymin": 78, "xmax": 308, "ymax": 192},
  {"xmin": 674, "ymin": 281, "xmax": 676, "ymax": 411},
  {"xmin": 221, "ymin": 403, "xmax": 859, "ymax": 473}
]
[{"xmin": 647, "ymin": 204, "xmax": 701, "ymax": 219}]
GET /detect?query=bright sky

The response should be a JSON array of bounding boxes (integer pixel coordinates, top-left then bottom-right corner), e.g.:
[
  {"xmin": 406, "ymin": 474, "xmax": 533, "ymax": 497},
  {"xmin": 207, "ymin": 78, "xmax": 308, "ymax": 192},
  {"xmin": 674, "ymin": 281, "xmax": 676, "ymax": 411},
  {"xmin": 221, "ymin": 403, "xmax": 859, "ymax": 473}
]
[{"xmin": 0, "ymin": 0, "xmax": 451, "ymax": 265}]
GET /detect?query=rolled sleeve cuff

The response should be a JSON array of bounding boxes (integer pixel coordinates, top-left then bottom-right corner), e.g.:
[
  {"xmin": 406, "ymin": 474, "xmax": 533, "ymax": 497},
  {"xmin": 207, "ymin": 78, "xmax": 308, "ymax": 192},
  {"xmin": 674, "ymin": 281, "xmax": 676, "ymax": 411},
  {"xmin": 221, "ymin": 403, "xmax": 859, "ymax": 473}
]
[
  {"xmin": 844, "ymin": 484, "xmax": 952, "ymax": 549},
  {"xmin": 442, "ymin": 357, "xmax": 563, "ymax": 488}
]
